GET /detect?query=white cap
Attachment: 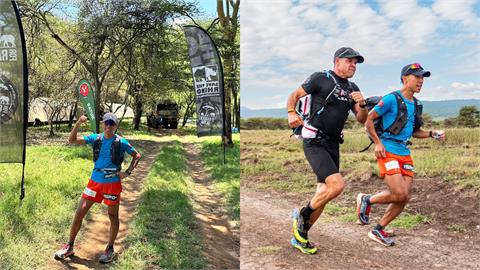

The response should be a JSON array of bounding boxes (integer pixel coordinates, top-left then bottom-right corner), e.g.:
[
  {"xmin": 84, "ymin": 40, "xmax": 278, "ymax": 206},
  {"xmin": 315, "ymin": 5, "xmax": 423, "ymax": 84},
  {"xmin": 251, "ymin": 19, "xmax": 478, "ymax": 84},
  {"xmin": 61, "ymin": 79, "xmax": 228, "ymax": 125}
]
[{"xmin": 102, "ymin": 112, "xmax": 118, "ymax": 124}]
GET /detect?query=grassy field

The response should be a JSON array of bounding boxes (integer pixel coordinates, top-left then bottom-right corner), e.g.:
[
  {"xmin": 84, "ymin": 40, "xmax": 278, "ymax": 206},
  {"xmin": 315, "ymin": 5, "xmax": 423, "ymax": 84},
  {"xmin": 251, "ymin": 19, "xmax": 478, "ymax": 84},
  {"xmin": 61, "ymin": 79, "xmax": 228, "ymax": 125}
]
[
  {"xmin": 0, "ymin": 145, "xmax": 94, "ymax": 269},
  {"xmin": 241, "ymin": 128, "xmax": 480, "ymax": 228},
  {"xmin": 0, "ymin": 119, "xmax": 239, "ymax": 269}
]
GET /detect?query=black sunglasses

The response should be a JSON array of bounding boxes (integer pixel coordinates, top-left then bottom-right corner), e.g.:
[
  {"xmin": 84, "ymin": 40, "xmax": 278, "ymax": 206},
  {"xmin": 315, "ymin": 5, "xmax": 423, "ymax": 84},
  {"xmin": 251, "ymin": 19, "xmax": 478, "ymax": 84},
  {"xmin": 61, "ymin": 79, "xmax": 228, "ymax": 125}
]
[{"xmin": 104, "ymin": 119, "xmax": 117, "ymax": 126}]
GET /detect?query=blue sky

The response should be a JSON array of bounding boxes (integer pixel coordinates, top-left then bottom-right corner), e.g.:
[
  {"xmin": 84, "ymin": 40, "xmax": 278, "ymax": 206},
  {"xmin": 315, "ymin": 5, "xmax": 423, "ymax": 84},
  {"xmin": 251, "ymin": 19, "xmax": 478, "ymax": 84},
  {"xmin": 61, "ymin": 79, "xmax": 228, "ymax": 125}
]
[
  {"xmin": 196, "ymin": 0, "xmax": 217, "ymax": 17},
  {"xmin": 241, "ymin": 0, "xmax": 480, "ymax": 109}
]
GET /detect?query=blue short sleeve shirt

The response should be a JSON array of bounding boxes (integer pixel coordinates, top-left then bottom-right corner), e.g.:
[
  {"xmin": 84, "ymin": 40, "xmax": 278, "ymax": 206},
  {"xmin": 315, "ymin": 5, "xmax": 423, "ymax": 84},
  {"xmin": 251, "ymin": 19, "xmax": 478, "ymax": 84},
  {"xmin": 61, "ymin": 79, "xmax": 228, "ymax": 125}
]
[
  {"xmin": 373, "ymin": 91, "xmax": 416, "ymax": 156},
  {"xmin": 83, "ymin": 133, "xmax": 136, "ymax": 183}
]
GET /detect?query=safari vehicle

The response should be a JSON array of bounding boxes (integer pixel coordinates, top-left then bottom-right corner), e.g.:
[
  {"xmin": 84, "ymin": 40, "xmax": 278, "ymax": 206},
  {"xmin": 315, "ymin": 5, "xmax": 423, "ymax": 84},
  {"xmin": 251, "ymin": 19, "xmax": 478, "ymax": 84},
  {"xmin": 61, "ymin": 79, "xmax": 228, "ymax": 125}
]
[{"xmin": 147, "ymin": 101, "xmax": 179, "ymax": 129}]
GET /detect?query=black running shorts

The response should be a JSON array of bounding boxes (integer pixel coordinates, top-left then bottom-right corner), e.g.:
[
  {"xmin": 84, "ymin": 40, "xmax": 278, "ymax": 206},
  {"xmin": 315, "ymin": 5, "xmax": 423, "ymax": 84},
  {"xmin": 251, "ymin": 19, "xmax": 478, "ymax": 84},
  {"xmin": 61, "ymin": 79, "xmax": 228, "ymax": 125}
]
[{"xmin": 303, "ymin": 140, "xmax": 340, "ymax": 183}]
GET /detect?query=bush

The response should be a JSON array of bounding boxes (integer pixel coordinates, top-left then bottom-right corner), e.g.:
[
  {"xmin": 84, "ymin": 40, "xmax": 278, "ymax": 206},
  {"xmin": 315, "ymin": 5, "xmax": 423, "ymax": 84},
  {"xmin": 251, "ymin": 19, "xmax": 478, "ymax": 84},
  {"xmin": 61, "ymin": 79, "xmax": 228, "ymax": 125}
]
[{"xmin": 241, "ymin": 118, "xmax": 287, "ymax": 130}]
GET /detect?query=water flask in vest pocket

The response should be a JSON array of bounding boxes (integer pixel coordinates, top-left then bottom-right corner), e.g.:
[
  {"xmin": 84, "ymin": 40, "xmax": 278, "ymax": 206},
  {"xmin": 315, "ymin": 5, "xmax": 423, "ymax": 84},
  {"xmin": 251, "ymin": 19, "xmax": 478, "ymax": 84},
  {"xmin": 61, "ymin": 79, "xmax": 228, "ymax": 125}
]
[{"xmin": 301, "ymin": 122, "xmax": 318, "ymax": 139}]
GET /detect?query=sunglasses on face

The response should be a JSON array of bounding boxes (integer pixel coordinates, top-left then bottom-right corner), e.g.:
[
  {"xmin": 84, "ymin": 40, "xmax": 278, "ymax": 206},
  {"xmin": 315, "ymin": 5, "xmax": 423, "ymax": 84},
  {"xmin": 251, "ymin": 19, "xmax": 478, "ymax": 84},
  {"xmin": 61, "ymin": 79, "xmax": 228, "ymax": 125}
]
[{"xmin": 104, "ymin": 119, "xmax": 117, "ymax": 126}]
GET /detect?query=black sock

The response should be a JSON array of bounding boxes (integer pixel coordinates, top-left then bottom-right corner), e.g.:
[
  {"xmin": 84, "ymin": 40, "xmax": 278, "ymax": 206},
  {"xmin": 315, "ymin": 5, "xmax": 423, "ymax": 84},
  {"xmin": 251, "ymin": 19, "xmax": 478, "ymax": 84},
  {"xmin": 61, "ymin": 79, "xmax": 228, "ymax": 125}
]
[
  {"xmin": 374, "ymin": 224, "xmax": 384, "ymax": 231},
  {"xmin": 106, "ymin": 244, "xmax": 114, "ymax": 251},
  {"xmin": 300, "ymin": 202, "xmax": 315, "ymax": 221},
  {"xmin": 68, "ymin": 241, "xmax": 74, "ymax": 248},
  {"xmin": 365, "ymin": 195, "xmax": 372, "ymax": 205}
]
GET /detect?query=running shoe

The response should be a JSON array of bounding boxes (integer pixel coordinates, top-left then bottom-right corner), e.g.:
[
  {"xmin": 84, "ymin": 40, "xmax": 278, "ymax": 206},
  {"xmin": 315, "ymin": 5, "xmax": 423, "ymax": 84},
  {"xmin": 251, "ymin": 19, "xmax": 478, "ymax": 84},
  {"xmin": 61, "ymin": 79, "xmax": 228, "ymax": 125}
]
[
  {"xmin": 290, "ymin": 237, "xmax": 318, "ymax": 255},
  {"xmin": 54, "ymin": 243, "xmax": 74, "ymax": 260},
  {"xmin": 99, "ymin": 246, "xmax": 115, "ymax": 263},
  {"xmin": 292, "ymin": 208, "xmax": 308, "ymax": 244},
  {"xmin": 356, "ymin": 193, "xmax": 371, "ymax": 225},
  {"xmin": 368, "ymin": 229, "xmax": 395, "ymax": 247}
]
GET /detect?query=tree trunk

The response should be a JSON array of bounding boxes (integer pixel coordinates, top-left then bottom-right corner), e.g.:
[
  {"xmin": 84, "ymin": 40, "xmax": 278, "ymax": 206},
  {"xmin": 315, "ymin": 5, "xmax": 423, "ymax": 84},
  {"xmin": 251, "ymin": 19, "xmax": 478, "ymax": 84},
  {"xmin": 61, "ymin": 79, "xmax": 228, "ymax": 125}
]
[
  {"xmin": 132, "ymin": 83, "xmax": 142, "ymax": 130},
  {"xmin": 68, "ymin": 101, "xmax": 78, "ymax": 128},
  {"xmin": 94, "ymin": 75, "xmax": 102, "ymax": 133}
]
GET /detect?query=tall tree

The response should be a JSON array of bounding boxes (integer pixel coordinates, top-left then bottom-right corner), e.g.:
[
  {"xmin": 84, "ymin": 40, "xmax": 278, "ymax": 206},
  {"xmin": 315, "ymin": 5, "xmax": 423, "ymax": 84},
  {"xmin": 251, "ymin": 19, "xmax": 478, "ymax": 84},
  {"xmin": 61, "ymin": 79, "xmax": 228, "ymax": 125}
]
[
  {"xmin": 20, "ymin": 0, "xmax": 194, "ymax": 131},
  {"xmin": 217, "ymin": 0, "xmax": 240, "ymax": 146}
]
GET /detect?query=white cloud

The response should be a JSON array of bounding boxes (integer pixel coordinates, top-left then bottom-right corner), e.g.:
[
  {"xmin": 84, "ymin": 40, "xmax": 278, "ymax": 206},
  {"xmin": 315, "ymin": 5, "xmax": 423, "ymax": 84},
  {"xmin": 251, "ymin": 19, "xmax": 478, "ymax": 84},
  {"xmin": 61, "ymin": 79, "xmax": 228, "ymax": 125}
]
[
  {"xmin": 451, "ymin": 82, "xmax": 480, "ymax": 90},
  {"xmin": 241, "ymin": 0, "xmax": 480, "ymax": 108},
  {"xmin": 432, "ymin": 0, "xmax": 479, "ymax": 26},
  {"xmin": 418, "ymin": 82, "xmax": 480, "ymax": 100}
]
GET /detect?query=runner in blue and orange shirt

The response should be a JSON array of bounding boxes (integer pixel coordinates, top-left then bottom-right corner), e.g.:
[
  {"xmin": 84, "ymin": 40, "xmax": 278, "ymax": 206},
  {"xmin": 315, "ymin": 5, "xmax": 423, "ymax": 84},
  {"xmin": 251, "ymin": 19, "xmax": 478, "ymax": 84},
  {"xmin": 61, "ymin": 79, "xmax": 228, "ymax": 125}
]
[
  {"xmin": 54, "ymin": 113, "xmax": 141, "ymax": 263},
  {"xmin": 357, "ymin": 63, "xmax": 445, "ymax": 246}
]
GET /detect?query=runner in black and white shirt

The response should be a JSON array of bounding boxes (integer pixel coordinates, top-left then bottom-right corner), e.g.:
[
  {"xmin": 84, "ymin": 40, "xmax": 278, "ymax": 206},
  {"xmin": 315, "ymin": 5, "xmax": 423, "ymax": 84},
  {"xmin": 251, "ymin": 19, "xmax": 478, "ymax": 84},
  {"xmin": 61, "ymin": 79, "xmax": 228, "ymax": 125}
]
[{"xmin": 286, "ymin": 47, "xmax": 368, "ymax": 254}]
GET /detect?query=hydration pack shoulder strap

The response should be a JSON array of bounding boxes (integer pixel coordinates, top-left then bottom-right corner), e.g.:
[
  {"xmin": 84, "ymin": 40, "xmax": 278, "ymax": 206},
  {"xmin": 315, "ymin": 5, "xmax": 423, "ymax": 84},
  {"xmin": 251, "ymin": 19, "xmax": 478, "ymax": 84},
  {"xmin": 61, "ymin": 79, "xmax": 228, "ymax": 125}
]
[
  {"xmin": 385, "ymin": 91, "xmax": 408, "ymax": 135},
  {"xmin": 413, "ymin": 96, "xmax": 423, "ymax": 132},
  {"xmin": 93, "ymin": 134, "xmax": 102, "ymax": 162},
  {"xmin": 111, "ymin": 134, "xmax": 125, "ymax": 168}
]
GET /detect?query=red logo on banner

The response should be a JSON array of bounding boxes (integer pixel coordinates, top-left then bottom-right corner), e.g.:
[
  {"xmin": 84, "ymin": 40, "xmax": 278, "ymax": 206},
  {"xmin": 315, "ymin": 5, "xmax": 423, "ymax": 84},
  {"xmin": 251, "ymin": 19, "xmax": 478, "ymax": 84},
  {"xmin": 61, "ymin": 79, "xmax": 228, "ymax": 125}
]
[{"xmin": 80, "ymin": 84, "xmax": 89, "ymax": 97}]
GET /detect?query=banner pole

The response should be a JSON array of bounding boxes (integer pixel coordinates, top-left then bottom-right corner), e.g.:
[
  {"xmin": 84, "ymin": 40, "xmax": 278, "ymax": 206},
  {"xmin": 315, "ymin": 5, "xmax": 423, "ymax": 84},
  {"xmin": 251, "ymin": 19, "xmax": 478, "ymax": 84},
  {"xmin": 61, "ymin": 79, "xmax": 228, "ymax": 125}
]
[{"xmin": 12, "ymin": 0, "xmax": 29, "ymax": 204}]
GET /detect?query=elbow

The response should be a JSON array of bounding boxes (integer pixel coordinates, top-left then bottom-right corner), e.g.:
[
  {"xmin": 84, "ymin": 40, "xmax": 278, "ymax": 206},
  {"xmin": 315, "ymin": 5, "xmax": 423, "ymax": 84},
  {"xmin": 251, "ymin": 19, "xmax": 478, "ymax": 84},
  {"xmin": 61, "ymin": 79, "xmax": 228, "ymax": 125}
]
[{"xmin": 358, "ymin": 115, "xmax": 367, "ymax": 124}]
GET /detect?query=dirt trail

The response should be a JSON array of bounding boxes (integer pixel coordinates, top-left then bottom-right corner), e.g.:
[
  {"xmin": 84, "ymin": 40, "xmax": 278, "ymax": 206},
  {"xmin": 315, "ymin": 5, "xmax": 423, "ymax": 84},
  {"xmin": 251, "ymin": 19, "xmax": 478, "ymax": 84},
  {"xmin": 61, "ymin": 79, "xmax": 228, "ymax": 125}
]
[
  {"xmin": 48, "ymin": 139, "xmax": 162, "ymax": 270},
  {"xmin": 241, "ymin": 188, "xmax": 480, "ymax": 270},
  {"xmin": 184, "ymin": 143, "xmax": 240, "ymax": 269}
]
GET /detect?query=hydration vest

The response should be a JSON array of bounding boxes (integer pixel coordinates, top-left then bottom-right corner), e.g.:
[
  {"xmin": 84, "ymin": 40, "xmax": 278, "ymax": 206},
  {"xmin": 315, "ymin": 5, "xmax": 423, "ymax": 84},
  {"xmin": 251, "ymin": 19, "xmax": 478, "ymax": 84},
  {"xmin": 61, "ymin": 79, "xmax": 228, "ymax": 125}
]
[
  {"xmin": 92, "ymin": 134, "xmax": 125, "ymax": 170},
  {"xmin": 360, "ymin": 91, "xmax": 423, "ymax": 152},
  {"xmin": 293, "ymin": 70, "xmax": 352, "ymax": 143}
]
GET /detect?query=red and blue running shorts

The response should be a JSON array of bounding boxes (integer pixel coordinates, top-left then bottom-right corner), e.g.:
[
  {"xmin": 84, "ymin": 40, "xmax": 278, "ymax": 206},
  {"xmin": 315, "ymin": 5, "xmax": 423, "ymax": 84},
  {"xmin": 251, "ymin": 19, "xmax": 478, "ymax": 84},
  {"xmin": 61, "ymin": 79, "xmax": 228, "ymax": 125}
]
[
  {"xmin": 81, "ymin": 179, "xmax": 122, "ymax": 205},
  {"xmin": 377, "ymin": 152, "xmax": 414, "ymax": 178}
]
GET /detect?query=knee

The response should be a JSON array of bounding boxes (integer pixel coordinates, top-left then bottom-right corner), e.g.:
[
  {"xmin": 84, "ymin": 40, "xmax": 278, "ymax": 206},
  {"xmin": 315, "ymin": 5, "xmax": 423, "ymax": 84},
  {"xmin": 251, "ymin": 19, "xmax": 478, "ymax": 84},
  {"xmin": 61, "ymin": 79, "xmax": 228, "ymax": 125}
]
[
  {"xmin": 328, "ymin": 180, "xmax": 345, "ymax": 198},
  {"xmin": 394, "ymin": 191, "xmax": 409, "ymax": 203}
]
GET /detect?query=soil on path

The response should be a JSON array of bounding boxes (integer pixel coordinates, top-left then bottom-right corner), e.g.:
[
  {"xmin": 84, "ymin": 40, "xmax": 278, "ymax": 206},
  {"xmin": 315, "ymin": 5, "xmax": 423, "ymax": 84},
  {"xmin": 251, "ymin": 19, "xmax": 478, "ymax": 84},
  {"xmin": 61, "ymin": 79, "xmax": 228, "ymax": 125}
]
[
  {"xmin": 48, "ymin": 139, "xmax": 162, "ymax": 270},
  {"xmin": 241, "ymin": 176, "xmax": 480, "ymax": 270},
  {"xmin": 184, "ymin": 143, "xmax": 240, "ymax": 270}
]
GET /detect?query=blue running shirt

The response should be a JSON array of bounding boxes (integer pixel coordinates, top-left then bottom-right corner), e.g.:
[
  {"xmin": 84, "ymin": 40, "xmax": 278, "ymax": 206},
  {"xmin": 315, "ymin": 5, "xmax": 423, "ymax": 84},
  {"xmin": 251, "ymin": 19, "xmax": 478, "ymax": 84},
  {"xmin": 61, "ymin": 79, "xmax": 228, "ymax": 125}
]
[
  {"xmin": 83, "ymin": 133, "xmax": 136, "ymax": 183},
  {"xmin": 373, "ymin": 91, "xmax": 415, "ymax": 156}
]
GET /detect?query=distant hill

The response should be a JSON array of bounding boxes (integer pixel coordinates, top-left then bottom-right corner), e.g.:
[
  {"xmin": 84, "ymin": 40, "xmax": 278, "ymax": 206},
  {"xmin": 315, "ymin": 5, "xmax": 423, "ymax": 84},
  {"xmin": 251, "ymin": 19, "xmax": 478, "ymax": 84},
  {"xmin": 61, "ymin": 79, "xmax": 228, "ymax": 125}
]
[{"xmin": 241, "ymin": 99, "xmax": 480, "ymax": 119}]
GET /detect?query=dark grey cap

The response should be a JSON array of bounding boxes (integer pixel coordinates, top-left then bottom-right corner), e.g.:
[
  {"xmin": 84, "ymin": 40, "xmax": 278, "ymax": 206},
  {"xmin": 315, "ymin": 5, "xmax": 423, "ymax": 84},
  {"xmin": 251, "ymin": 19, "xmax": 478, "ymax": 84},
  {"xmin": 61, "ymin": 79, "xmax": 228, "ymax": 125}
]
[
  {"xmin": 401, "ymin": 63, "xmax": 431, "ymax": 78},
  {"xmin": 333, "ymin": 47, "xmax": 364, "ymax": 63}
]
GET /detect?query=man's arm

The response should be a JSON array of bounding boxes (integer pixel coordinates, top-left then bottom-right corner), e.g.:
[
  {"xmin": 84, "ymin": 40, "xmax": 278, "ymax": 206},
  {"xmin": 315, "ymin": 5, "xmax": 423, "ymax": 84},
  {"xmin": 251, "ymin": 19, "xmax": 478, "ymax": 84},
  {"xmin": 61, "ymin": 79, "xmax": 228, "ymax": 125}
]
[
  {"xmin": 413, "ymin": 128, "xmax": 445, "ymax": 140},
  {"xmin": 365, "ymin": 110, "xmax": 386, "ymax": 158},
  {"xmin": 68, "ymin": 115, "xmax": 87, "ymax": 145},
  {"xmin": 118, "ymin": 150, "xmax": 141, "ymax": 179},
  {"xmin": 351, "ymin": 91, "xmax": 368, "ymax": 123},
  {"xmin": 287, "ymin": 86, "xmax": 308, "ymax": 128}
]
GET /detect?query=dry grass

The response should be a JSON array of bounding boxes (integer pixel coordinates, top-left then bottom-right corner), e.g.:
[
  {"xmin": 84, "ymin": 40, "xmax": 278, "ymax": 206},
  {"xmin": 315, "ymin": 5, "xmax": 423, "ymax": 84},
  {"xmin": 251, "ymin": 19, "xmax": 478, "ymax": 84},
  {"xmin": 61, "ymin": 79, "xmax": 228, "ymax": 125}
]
[{"xmin": 241, "ymin": 128, "xmax": 480, "ymax": 191}]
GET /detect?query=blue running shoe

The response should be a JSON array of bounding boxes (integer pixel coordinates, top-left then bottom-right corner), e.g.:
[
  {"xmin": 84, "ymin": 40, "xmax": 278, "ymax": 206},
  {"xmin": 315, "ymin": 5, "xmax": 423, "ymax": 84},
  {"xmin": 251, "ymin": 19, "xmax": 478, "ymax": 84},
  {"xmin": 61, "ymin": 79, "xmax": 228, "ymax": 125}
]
[
  {"xmin": 292, "ymin": 208, "xmax": 308, "ymax": 243},
  {"xmin": 290, "ymin": 237, "xmax": 318, "ymax": 255},
  {"xmin": 356, "ymin": 193, "xmax": 371, "ymax": 225},
  {"xmin": 368, "ymin": 229, "xmax": 395, "ymax": 246}
]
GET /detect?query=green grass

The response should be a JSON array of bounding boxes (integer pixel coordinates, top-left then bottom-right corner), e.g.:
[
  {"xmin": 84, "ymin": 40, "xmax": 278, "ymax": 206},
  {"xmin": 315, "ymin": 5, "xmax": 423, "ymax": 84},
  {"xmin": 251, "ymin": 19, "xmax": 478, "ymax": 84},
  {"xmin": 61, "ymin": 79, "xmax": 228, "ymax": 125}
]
[
  {"xmin": 389, "ymin": 213, "xmax": 430, "ymax": 229},
  {"xmin": 447, "ymin": 224, "xmax": 466, "ymax": 233},
  {"xmin": 199, "ymin": 134, "xmax": 240, "ymax": 220},
  {"xmin": 0, "ymin": 145, "xmax": 94, "ymax": 269},
  {"xmin": 112, "ymin": 141, "xmax": 205, "ymax": 269},
  {"xmin": 255, "ymin": 245, "xmax": 281, "ymax": 255}
]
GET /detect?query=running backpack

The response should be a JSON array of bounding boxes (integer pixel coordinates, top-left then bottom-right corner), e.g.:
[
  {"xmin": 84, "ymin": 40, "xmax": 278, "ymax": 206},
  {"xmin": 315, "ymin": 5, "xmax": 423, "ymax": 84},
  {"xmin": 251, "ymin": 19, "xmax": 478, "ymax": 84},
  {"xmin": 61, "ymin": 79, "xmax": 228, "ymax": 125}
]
[
  {"xmin": 360, "ymin": 91, "xmax": 423, "ymax": 152},
  {"xmin": 92, "ymin": 134, "xmax": 125, "ymax": 169},
  {"xmin": 293, "ymin": 70, "xmax": 351, "ymax": 140}
]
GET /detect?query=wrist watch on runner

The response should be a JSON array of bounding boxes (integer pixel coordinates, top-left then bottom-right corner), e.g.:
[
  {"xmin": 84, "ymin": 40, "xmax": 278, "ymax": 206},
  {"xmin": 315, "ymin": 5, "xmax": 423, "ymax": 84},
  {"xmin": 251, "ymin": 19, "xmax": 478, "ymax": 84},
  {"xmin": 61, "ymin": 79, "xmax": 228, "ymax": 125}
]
[{"xmin": 125, "ymin": 169, "xmax": 132, "ymax": 175}]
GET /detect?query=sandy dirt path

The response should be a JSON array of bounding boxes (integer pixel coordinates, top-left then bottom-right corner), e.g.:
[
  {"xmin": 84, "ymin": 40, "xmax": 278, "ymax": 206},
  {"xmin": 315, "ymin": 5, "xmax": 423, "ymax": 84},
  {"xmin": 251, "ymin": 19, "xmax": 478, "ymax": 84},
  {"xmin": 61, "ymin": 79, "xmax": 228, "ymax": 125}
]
[
  {"xmin": 184, "ymin": 143, "xmax": 240, "ymax": 269},
  {"xmin": 241, "ymin": 188, "xmax": 480, "ymax": 270}
]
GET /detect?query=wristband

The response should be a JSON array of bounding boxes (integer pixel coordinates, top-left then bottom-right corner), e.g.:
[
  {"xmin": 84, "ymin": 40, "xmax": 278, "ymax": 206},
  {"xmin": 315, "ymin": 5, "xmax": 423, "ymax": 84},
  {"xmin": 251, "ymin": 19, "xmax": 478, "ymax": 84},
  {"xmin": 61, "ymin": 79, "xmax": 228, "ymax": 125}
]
[
  {"xmin": 359, "ymin": 103, "xmax": 367, "ymax": 109},
  {"xmin": 126, "ymin": 169, "xmax": 132, "ymax": 175},
  {"xmin": 287, "ymin": 108, "xmax": 295, "ymax": 113},
  {"xmin": 429, "ymin": 130, "xmax": 433, "ymax": 138}
]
